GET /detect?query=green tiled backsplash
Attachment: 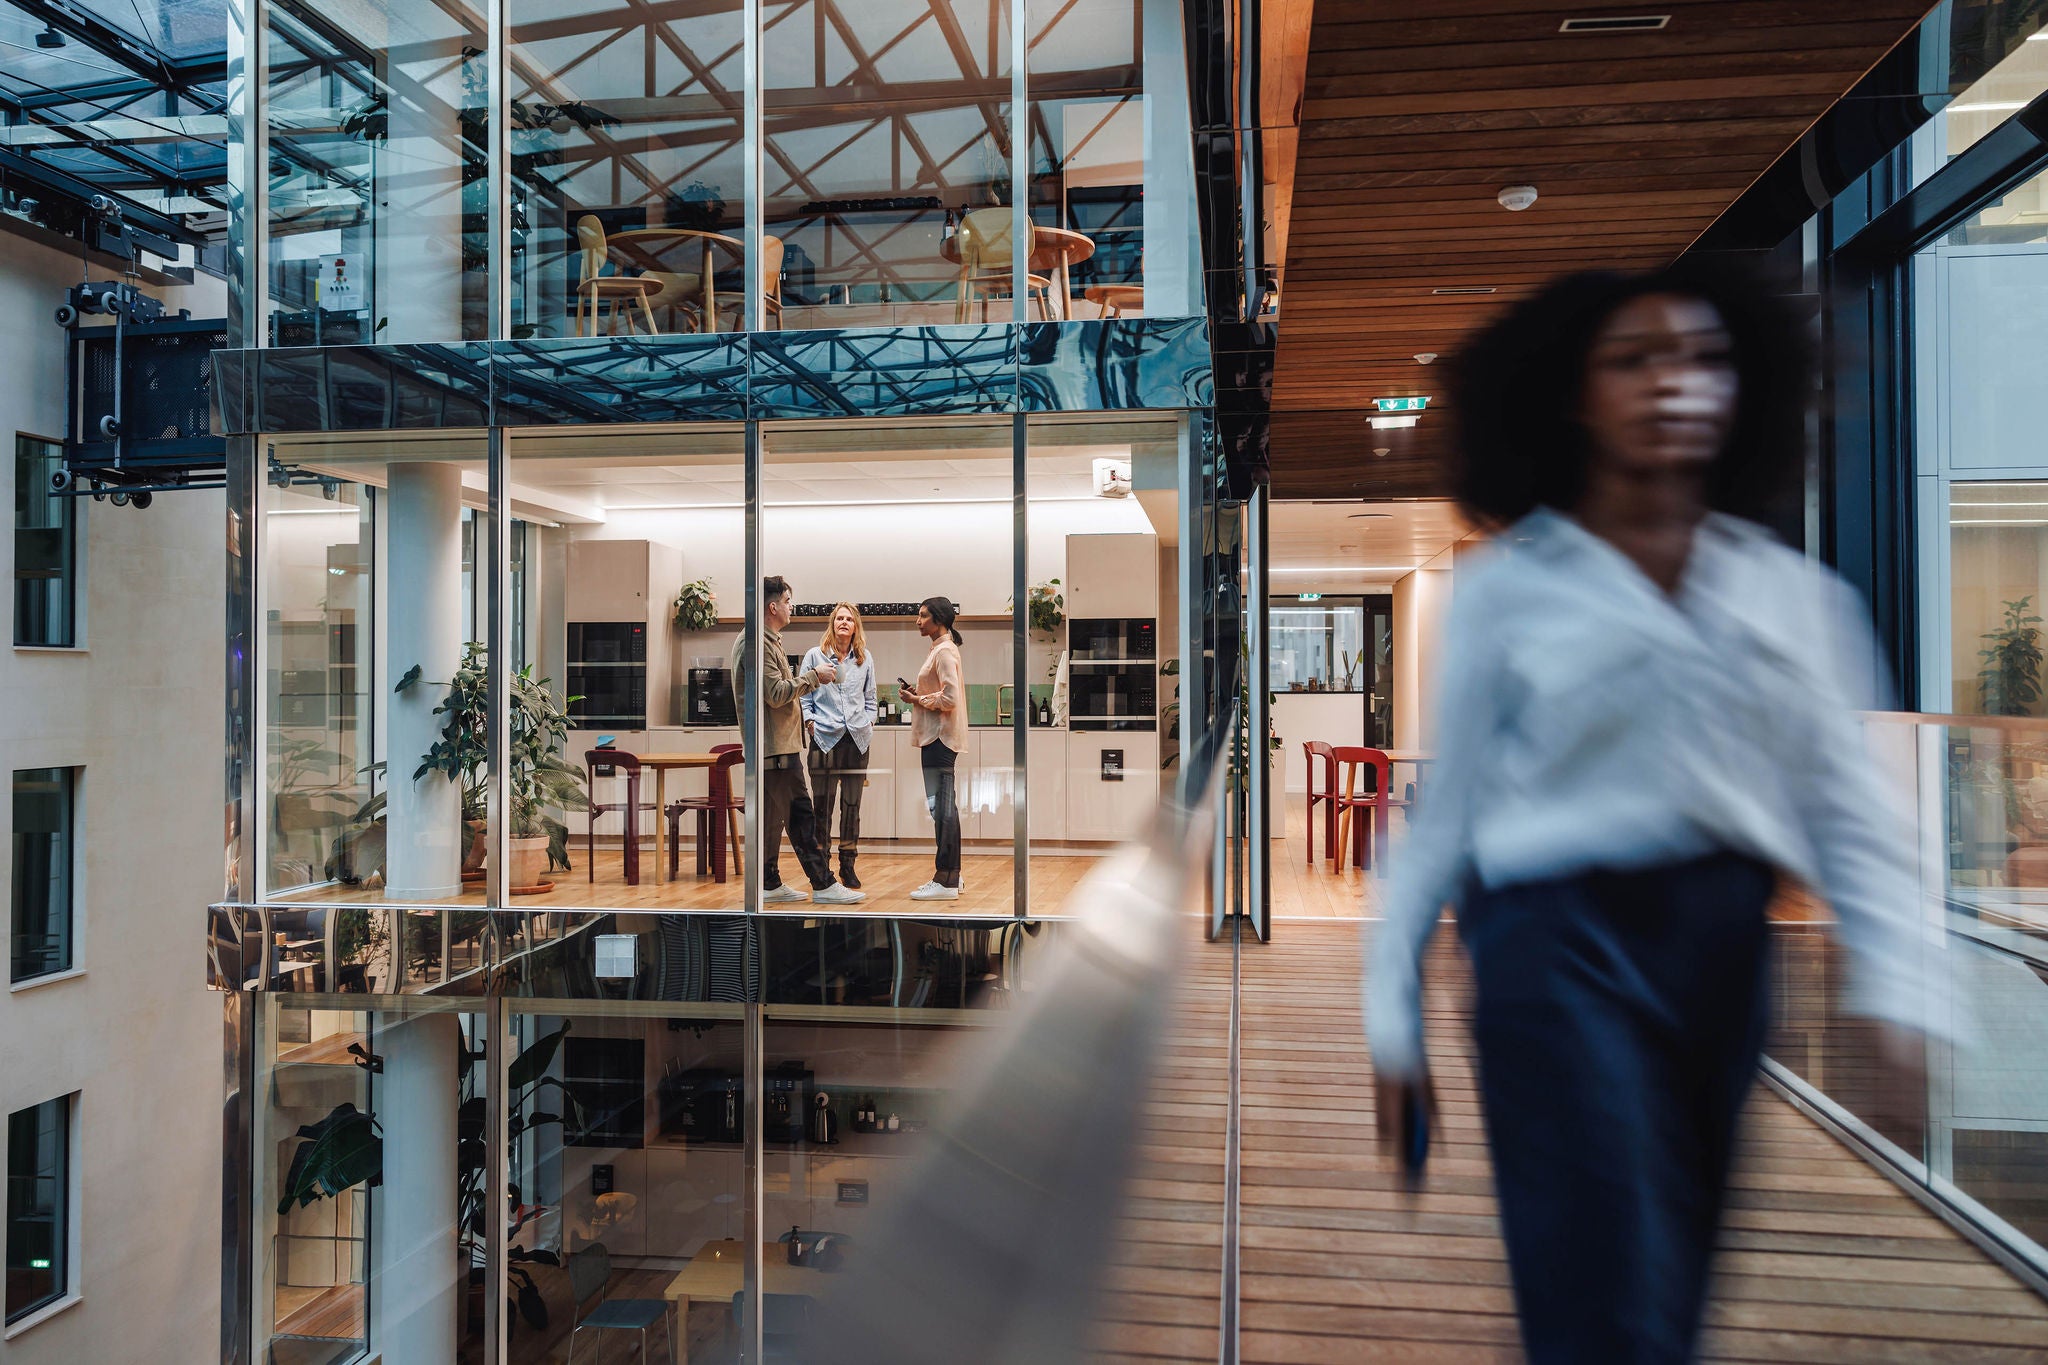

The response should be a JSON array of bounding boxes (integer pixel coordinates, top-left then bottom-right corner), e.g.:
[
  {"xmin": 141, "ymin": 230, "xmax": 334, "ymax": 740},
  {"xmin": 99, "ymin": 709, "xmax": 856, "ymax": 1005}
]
[{"xmin": 876, "ymin": 682, "xmax": 1012, "ymax": 725}]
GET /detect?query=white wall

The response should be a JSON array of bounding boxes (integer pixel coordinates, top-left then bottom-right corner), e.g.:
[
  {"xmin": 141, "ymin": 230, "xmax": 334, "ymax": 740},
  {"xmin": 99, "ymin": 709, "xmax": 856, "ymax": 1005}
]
[
  {"xmin": 0, "ymin": 232, "xmax": 222, "ymax": 1363},
  {"xmin": 1274, "ymin": 693, "xmax": 1367, "ymax": 792},
  {"xmin": 1392, "ymin": 546, "xmax": 1454, "ymax": 753}
]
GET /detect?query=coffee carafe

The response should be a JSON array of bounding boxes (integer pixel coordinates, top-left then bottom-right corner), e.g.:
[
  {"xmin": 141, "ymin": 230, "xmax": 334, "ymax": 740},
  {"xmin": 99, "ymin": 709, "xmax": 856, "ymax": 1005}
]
[{"xmin": 811, "ymin": 1091, "xmax": 839, "ymax": 1145}]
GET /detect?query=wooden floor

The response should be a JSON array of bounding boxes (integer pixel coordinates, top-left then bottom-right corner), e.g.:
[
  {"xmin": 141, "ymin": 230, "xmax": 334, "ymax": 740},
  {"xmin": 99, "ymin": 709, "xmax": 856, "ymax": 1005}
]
[
  {"xmin": 1088, "ymin": 914, "xmax": 1234, "ymax": 1362},
  {"xmin": 1234, "ymin": 921, "xmax": 2048, "ymax": 1363},
  {"xmin": 280, "ymin": 840, "xmax": 1103, "ymax": 918}
]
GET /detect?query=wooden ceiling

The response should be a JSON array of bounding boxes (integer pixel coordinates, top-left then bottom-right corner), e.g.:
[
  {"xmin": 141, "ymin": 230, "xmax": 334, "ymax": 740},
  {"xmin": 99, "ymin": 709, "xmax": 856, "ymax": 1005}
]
[{"xmin": 1266, "ymin": 0, "xmax": 1936, "ymax": 500}]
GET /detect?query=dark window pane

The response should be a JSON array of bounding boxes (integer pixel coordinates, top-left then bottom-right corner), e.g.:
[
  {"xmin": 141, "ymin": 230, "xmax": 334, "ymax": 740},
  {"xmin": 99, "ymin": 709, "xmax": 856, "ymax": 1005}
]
[
  {"xmin": 11, "ymin": 769, "xmax": 74, "ymax": 983},
  {"xmin": 5, "ymin": 1097, "xmax": 69, "ymax": 1323},
  {"xmin": 14, "ymin": 436, "xmax": 75, "ymax": 648}
]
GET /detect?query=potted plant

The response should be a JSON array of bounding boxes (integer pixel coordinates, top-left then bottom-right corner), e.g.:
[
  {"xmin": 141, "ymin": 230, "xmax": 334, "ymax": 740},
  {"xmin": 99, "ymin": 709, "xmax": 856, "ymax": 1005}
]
[
  {"xmin": 506, "ymin": 661, "xmax": 591, "ymax": 889},
  {"xmin": 1027, "ymin": 578, "xmax": 1064, "ymax": 635},
  {"xmin": 673, "ymin": 577, "xmax": 719, "ymax": 632},
  {"xmin": 1978, "ymin": 596, "xmax": 2045, "ymax": 717},
  {"xmin": 402, "ymin": 644, "xmax": 491, "ymax": 876}
]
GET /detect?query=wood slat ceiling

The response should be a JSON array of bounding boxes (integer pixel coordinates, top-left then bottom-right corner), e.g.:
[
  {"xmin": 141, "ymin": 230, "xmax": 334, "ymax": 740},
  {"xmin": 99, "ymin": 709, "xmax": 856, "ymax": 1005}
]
[{"xmin": 1269, "ymin": 0, "xmax": 1935, "ymax": 501}]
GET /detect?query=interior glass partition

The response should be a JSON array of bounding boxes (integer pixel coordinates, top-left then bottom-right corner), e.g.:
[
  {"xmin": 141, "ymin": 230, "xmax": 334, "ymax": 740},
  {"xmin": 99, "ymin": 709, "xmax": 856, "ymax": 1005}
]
[
  {"xmin": 762, "ymin": 418, "xmax": 1017, "ymax": 914},
  {"xmin": 265, "ymin": 0, "xmax": 490, "ymax": 345},
  {"xmin": 262, "ymin": 436, "xmax": 491, "ymax": 905},
  {"xmin": 506, "ymin": 0, "xmax": 748, "ymax": 340},
  {"xmin": 505, "ymin": 426, "xmax": 749, "ymax": 912},
  {"xmin": 1027, "ymin": 0, "xmax": 1146, "ymax": 317}
]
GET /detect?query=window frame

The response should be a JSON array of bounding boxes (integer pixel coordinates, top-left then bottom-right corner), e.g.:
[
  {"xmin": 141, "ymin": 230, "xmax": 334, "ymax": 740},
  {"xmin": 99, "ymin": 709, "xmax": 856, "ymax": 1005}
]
[
  {"xmin": 4, "ymin": 1094, "xmax": 75, "ymax": 1327},
  {"xmin": 10, "ymin": 767, "xmax": 79, "ymax": 986},
  {"xmin": 12, "ymin": 434, "xmax": 77, "ymax": 650}
]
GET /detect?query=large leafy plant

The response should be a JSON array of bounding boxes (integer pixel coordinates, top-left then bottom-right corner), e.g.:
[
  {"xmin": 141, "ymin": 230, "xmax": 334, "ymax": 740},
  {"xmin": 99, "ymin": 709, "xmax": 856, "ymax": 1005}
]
[
  {"xmin": 1978, "ymin": 596, "xmax": 2045, "ymax": 718},
  {"xmin": 673, "ymin": 577, "xmax": 719, "ymax": 631}
]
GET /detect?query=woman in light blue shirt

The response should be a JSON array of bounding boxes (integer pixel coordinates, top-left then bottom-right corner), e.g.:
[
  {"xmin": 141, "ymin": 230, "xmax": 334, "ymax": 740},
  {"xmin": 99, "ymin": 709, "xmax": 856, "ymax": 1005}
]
[
  {"xmin": 801, "ymin": 603, "xmax": 877, "ymax": 888},
  {"xmin": 1366, "ymin": 264, "xmax": 1934, "ymax": 1365}
]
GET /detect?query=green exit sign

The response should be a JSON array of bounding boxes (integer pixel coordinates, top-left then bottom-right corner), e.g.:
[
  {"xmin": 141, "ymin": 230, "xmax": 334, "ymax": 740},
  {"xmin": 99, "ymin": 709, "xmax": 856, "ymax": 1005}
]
[
  {"xmin": 1374, "ymin": 396, "xmax": 1430, "ymax": 412},
  {"xmin": 1297, "ymin": 593, "xmax": 1322, "ymax": 602}
]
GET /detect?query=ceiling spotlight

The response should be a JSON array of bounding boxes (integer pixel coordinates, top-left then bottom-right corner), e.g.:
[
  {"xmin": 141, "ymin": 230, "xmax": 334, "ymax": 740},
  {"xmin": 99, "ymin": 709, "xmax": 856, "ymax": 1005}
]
[
  {"xmin": 1373, "ymin": 447, "xmax": 1392, "ymax": 457},
  {"xmin": 1414, "ymin": 352, "xmax": 1438, "ymax": 365},
  {"xmin": 35, "ymin": 24, "xmax": 64, "ymax": 48},
  {"xmin": 1497, "ymin": 184, "xmax": 1539, "ymax": 212}
]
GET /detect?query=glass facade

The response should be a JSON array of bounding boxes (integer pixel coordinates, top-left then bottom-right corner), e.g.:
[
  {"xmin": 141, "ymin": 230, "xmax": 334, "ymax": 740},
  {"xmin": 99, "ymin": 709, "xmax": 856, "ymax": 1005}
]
[
  {"xmin": 13, "ymin": 436, "xmax": 74, "ymax": 649},
  {"xmin": 11, "ymin": 767, "xmax": 75, "ymax": 984},
  {"xmin": 216, "ymin": 0, "xmax": 1232, "ymax": 1358},
  {"xmin": 4, "ymin": 1096, "xmax": 69, "ymax": 1324}
]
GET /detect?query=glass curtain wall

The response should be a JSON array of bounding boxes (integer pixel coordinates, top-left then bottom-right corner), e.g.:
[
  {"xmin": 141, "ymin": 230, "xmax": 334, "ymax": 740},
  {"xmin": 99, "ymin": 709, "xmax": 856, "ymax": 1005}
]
[
  {"xmin": 506, "ymin": 0, "xmax": 748, "ymax": 340},
  {"xmin": 1028, "ymin": 0, "xmax": 1145, "ymax": 315},
  {"xmin": 265, "ymin": 0, "xmax": 490, "ymax": 345}
]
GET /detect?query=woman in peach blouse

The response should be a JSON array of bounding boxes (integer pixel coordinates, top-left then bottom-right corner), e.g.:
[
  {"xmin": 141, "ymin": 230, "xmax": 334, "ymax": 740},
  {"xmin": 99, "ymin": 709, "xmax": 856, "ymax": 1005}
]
[{"xmin": 902, "ymin": 596, "xmax": 967, "ymax": 900}]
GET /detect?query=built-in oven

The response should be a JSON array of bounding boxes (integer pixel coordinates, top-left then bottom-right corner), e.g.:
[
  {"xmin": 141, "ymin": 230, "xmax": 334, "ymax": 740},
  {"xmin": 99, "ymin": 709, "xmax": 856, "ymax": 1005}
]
[
  {"xmin": 1068, "ymin": 617, "xmax": 1156, "ymax": 662},
  {"xmin": 1068, "ymin": 661, "xmax": 1156, "ymax": 731},
  {"xmin": 568, "ymin": 620, "xmax": 649, "ymax": 728}
]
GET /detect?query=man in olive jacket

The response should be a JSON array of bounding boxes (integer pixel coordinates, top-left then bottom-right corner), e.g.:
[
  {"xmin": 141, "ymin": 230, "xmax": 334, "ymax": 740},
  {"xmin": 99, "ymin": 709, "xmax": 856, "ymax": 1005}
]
[{"xmin": 732, "ymin": 576, "xmax": 865, "ymax": 904}]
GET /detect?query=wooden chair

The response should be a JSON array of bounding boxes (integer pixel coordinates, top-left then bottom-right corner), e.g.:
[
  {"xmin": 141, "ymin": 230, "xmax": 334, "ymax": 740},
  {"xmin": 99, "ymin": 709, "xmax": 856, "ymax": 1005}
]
[
  {"xmin": 565, "ymin": 1240, "xmax": 675, "ymax": 1364},
  {"xmin": 953, "ymin": 207, "xmax": 1053, "ymax": 323},
  {"xmin": 1303, "ymin": 739, "xmax": 1338, "ymax": 865},
  {"xmin": 1330, "ymin": 746, "xmax": 1408, "ymax": 875},
  {"xmin": 1084, "ymin": 283, "xmax": 1144, "ymax": 318},
  {"xmin": 666, "ymin": 745, "xmax": 746, "ymax": 883},
  {"xmin": 717, "ymin": 233, "xmax": 785, "ymax": 331},
  {"xmin": 585, "ymin": 749, "xmax": 655, "ymax": 887},
  {"xmin": 573, "ymin": 215, "xmax": 660, "ymax": 337}
]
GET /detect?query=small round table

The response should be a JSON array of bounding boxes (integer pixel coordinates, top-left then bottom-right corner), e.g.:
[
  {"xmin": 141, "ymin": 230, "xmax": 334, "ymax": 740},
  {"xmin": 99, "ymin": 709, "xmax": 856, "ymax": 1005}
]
[
  {"xmin": 939, "ymin": 225, "xmax": 1096, "ymax": 319},
  {"xmin": 1084, "ymin": 284, "xmax": 1144, "ymax": 318},
  {"xmin": 606, "ymin": 228, "xmax": 746, "ymax": 333}
]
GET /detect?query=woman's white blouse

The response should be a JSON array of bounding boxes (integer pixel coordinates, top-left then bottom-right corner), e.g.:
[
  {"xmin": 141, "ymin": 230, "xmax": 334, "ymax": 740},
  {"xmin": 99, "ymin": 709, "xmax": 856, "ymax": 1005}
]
[{"xmin": 1366, "ymin": 509, "xmax": 1937, "ymax": 1079}]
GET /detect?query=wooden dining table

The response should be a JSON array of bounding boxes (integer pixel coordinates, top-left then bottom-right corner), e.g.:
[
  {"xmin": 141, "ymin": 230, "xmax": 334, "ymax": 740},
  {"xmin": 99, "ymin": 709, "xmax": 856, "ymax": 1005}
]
[
  {"xmin": 662, "ymin": 1239, "xmax": 833, "ymax": 1362},
  {"xmin": 606, "ymin": 228, "xmax": 746, "ymax": 333},
  {"xmin": 938, "ymin": 223, "xmax": 1096, "ymax": 319},
  {"xmin": 637, "ymin": 752, "xmax": 722, "ymax": 884}
]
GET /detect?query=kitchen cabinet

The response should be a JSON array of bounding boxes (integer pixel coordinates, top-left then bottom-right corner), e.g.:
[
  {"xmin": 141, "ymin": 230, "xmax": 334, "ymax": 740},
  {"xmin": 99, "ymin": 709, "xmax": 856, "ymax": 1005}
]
[
  {"xmin": 846, "ymin": 732, "xmax": 896, "ymax": 842},
  {"xmin": 1065, "ymin": 732, "xmax": 1160, "ymax": 842},
  {"xmin": 1027, "ymin": 731, "xmax": 1068, "ymax": 839},
  {"xmin": 966, "ymin": 731, "xmax": 1017, "ymax": 841},
  {"xmin": 1064, "ymin": 533, "xmax": 1158, "ymax": 620}
]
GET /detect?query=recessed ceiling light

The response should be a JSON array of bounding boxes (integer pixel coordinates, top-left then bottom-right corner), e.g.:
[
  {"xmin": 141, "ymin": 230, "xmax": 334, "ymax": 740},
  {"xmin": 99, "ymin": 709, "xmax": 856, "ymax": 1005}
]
[
  {"xmin": 1414, "ymin": 352, "xmax": 1438, "ymax": 364},
  {"xmin": 1348, "ymin": 512, "xmax": 1391, "ymax": 519},
  {"xmin": 1559, "ymin": 14, "xmax": 1670, "ymax": 33},
  {"xmin": 1432, "ymin": 286, "xmax": 1496, "ymax": 296},
  {"xmin": 1373, "ymin": 447, "xmax": 1391, "ymax": 457},
  {"xmin": 1949, "ymin": 100, "xmax": 2030, "ymax": 114},
  {"xmin": 1371, "ymin": 415, "xmax": 1420, "ymax": 430}
]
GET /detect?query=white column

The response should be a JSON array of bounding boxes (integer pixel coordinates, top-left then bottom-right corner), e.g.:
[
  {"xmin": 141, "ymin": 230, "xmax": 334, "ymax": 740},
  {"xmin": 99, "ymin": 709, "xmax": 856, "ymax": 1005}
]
[
  {"xmin": 386, "ymin": 462, "xmax": 464, "ymax": 900},
  {"xmin": 369, "ymin": 1010, "xmax": 461, "ymax": 1365}
]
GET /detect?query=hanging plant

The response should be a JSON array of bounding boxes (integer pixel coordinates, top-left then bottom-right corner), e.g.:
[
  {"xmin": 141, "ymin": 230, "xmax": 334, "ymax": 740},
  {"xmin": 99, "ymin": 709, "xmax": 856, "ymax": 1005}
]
[
  {"xmin": 1027, "ymin": 578, "xmax": 1064, "ymax": 635},
  {"xmin": 673, "ymin": 578, "xmax": 719, "ymax": 632}
]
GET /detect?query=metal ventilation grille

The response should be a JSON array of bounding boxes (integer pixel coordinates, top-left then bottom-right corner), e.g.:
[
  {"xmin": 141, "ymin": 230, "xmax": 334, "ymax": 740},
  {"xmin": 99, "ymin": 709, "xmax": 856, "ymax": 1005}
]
[
  {"xmin": 1431, "ymin": 286, "xmax": 1497, "ymax": 295},
  {"xmin": 1559, "ymin": 14, "xmax": 1670, "ymax": 32}
]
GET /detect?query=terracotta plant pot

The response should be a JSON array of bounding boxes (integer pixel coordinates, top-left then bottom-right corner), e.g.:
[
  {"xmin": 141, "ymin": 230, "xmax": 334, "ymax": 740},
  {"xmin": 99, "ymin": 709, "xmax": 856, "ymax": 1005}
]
[
  {"xmin": 507, "ymin": 835, "xmax": 551, "ymax": 892},
  {"xmin": 461, "ymin": 819, "xmax": 488, "ymax": 875}
]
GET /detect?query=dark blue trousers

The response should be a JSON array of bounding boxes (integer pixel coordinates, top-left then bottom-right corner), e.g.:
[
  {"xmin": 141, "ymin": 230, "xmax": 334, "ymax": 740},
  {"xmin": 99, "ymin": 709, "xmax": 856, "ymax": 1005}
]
[{"xmin": 1461, "ymin": 852, "xmax": 1775, "ymax": 1364}]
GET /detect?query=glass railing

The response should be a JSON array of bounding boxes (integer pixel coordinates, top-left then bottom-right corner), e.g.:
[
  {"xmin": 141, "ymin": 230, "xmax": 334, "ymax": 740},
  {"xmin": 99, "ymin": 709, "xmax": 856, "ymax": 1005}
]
[{"xmin": 1765, "ymin": 711, "xmax": 2048, "ymax": 1280}]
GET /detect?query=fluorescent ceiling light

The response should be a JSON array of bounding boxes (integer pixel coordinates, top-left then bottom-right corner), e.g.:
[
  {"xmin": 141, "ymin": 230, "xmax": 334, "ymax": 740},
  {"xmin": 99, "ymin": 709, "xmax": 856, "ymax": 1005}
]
[
  {"xmin": 1948, "ymin": 100, "xmax": 2030, "ymax": 113},
  {"xmin": 1272, "ymin": 565, "xmax": 1415, "ymax": 574},
  {"xmin": 612, "ymin": 495, "xmax": 1111, "ymax": 510},
  {"xmin": 1370, "ymin": 415, "xmax": 1421, "ymax": 430},
  {"xmin": 1953, "ymin": 501, "xmax": 2048, "ymax": 508},
  {"xmin": 1951, "ymin": 518, "xmax": 2048, "ymax": 526}
]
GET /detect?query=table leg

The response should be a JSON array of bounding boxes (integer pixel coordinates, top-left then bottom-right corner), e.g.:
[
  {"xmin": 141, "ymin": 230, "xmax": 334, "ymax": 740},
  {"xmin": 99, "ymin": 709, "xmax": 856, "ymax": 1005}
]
[
  {"xmin": 672, "ymin": 1293, "xmax": 690, "ymax": 1365},
  {"xmin": 1056, "ymin": 260, "xmax": 1072, "ymax": 320},
  {"xmin": 703, "ymin": 243, "xmax": 717, "ymax": 333},
  {"xmin": 654, "ymin": 768, "xmax": 670, "ymax": 884}
]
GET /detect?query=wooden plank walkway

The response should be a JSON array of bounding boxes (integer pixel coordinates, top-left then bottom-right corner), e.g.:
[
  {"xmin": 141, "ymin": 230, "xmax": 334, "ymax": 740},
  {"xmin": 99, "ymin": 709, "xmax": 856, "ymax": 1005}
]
[
  {"xmin": 1088, "ymin": 914, "xmax": 1235, "ymax": 1362},
  {"xmin": 1235, "ymin": 920, "xmax": 2048, "ymax": 1364}
]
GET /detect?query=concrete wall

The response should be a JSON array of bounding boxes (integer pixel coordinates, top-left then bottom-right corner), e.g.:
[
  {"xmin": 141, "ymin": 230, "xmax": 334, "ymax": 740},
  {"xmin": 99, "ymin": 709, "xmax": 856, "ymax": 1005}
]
[{"xmin": 0, "ymin": 232, "xmax": 223, "ymax": 1362}]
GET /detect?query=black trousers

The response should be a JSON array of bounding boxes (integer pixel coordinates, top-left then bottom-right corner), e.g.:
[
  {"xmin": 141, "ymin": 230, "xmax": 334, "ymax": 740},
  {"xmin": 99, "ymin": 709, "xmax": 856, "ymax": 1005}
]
[
  {"xmin": 920, "ymin": 740, "xmax": 961, "ymax": 888},
  {"xmin": 1461, "ymin": 851, "xmax": 1775, "ymax": 1365},
  {"xmin": 807, "ymin": 734, "xmax": 867, "ymax": 862},
  {"xmin": 761, "ymin": 757, "xmax": 833, "ymax": 891}
]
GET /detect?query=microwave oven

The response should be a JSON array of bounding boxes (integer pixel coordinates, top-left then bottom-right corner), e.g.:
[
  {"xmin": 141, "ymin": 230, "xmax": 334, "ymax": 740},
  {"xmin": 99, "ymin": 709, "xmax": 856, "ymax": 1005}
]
[
  {"xmin": 1069, "ymin": 617, "xmax": 1156, "ymax": 662},
  {"xmin": 1068, "ymin": 661, "xmax": 1156, "ymax": 731}
]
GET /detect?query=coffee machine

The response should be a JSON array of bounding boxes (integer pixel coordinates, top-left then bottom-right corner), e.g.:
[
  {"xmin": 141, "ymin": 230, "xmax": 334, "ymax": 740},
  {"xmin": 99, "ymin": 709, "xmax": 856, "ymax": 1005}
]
[{"xmin": 764, "ymin": 1062, "xmax": 813, "ymax": 1145}]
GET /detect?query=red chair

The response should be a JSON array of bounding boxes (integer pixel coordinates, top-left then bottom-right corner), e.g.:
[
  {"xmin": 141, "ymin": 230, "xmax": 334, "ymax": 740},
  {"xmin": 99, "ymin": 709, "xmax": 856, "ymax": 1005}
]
[
  {"xmin": 585, "ymin": 750, "xmax": 655, "ymax": 886},
  {"xmin": 666, "ymin": 745, "xmax": 745, "ymax": 882},
  {"xmin": 1303, "ymin": 740, "xmax": 1338, "ymax": 865},
  {"xmin": 1330, "ymin": 746, "xmax": 1408, "ymax": 875}
]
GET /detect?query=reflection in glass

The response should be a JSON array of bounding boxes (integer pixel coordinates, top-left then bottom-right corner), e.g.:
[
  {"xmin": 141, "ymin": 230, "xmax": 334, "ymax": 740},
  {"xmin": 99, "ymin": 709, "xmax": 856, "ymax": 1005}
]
[
  {"xmin": 256, "ymin": 1004, "xmax": 486, "ymax": 1364},
  {"xmin": 1948, "ymin": 483, "xmax": 2048, "ymax": 714},
  {"xmin": 1029, "ymin": 0, "xmax": 1145, "ymax": 317},
  {"xmin": 13, "ymin": 435, "xmax": 73, "ymax": 648},
  {"xmin": 10, "ymin": 767, "xmax": 75, "ymax": 984},
  {"xmin": 265, "ymin": 0, "xmax": 488, "ymax": 345},
  {"xmin": 1916, "ymin": 3, "xmax": 2048, "ymax": 184},
  {"xmin": 507, "ymin": 0, "xmax": 747, "ymax": 341},
  {"xmin": 763, "ymin": 0, "xmax": 1014, "ymax": 329}
]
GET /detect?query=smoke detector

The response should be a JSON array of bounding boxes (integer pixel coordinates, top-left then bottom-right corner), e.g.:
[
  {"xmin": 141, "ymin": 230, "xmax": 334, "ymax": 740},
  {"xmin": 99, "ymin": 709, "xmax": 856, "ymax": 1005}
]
[
  {"xmin": 1414, "ymin": 352, "xmax": 1438, "ymax": 365},
  {"xmin": 1497, "ymin": 185, "xmax": 1539, "ymax": 212}
]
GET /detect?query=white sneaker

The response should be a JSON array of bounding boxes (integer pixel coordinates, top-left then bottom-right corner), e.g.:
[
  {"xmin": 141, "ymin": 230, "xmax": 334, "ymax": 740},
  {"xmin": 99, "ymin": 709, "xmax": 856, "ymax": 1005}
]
[
  {"xmin": 813, "ymin": 882, "xmax": 867, "ymax": 905},
  {"xmin": 909, "ymin": 882, "xmax": 961, "ymax": 901},
  {"xmin": 761, "ymin": 884, "xmax": 807, "ymax": 904}
]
